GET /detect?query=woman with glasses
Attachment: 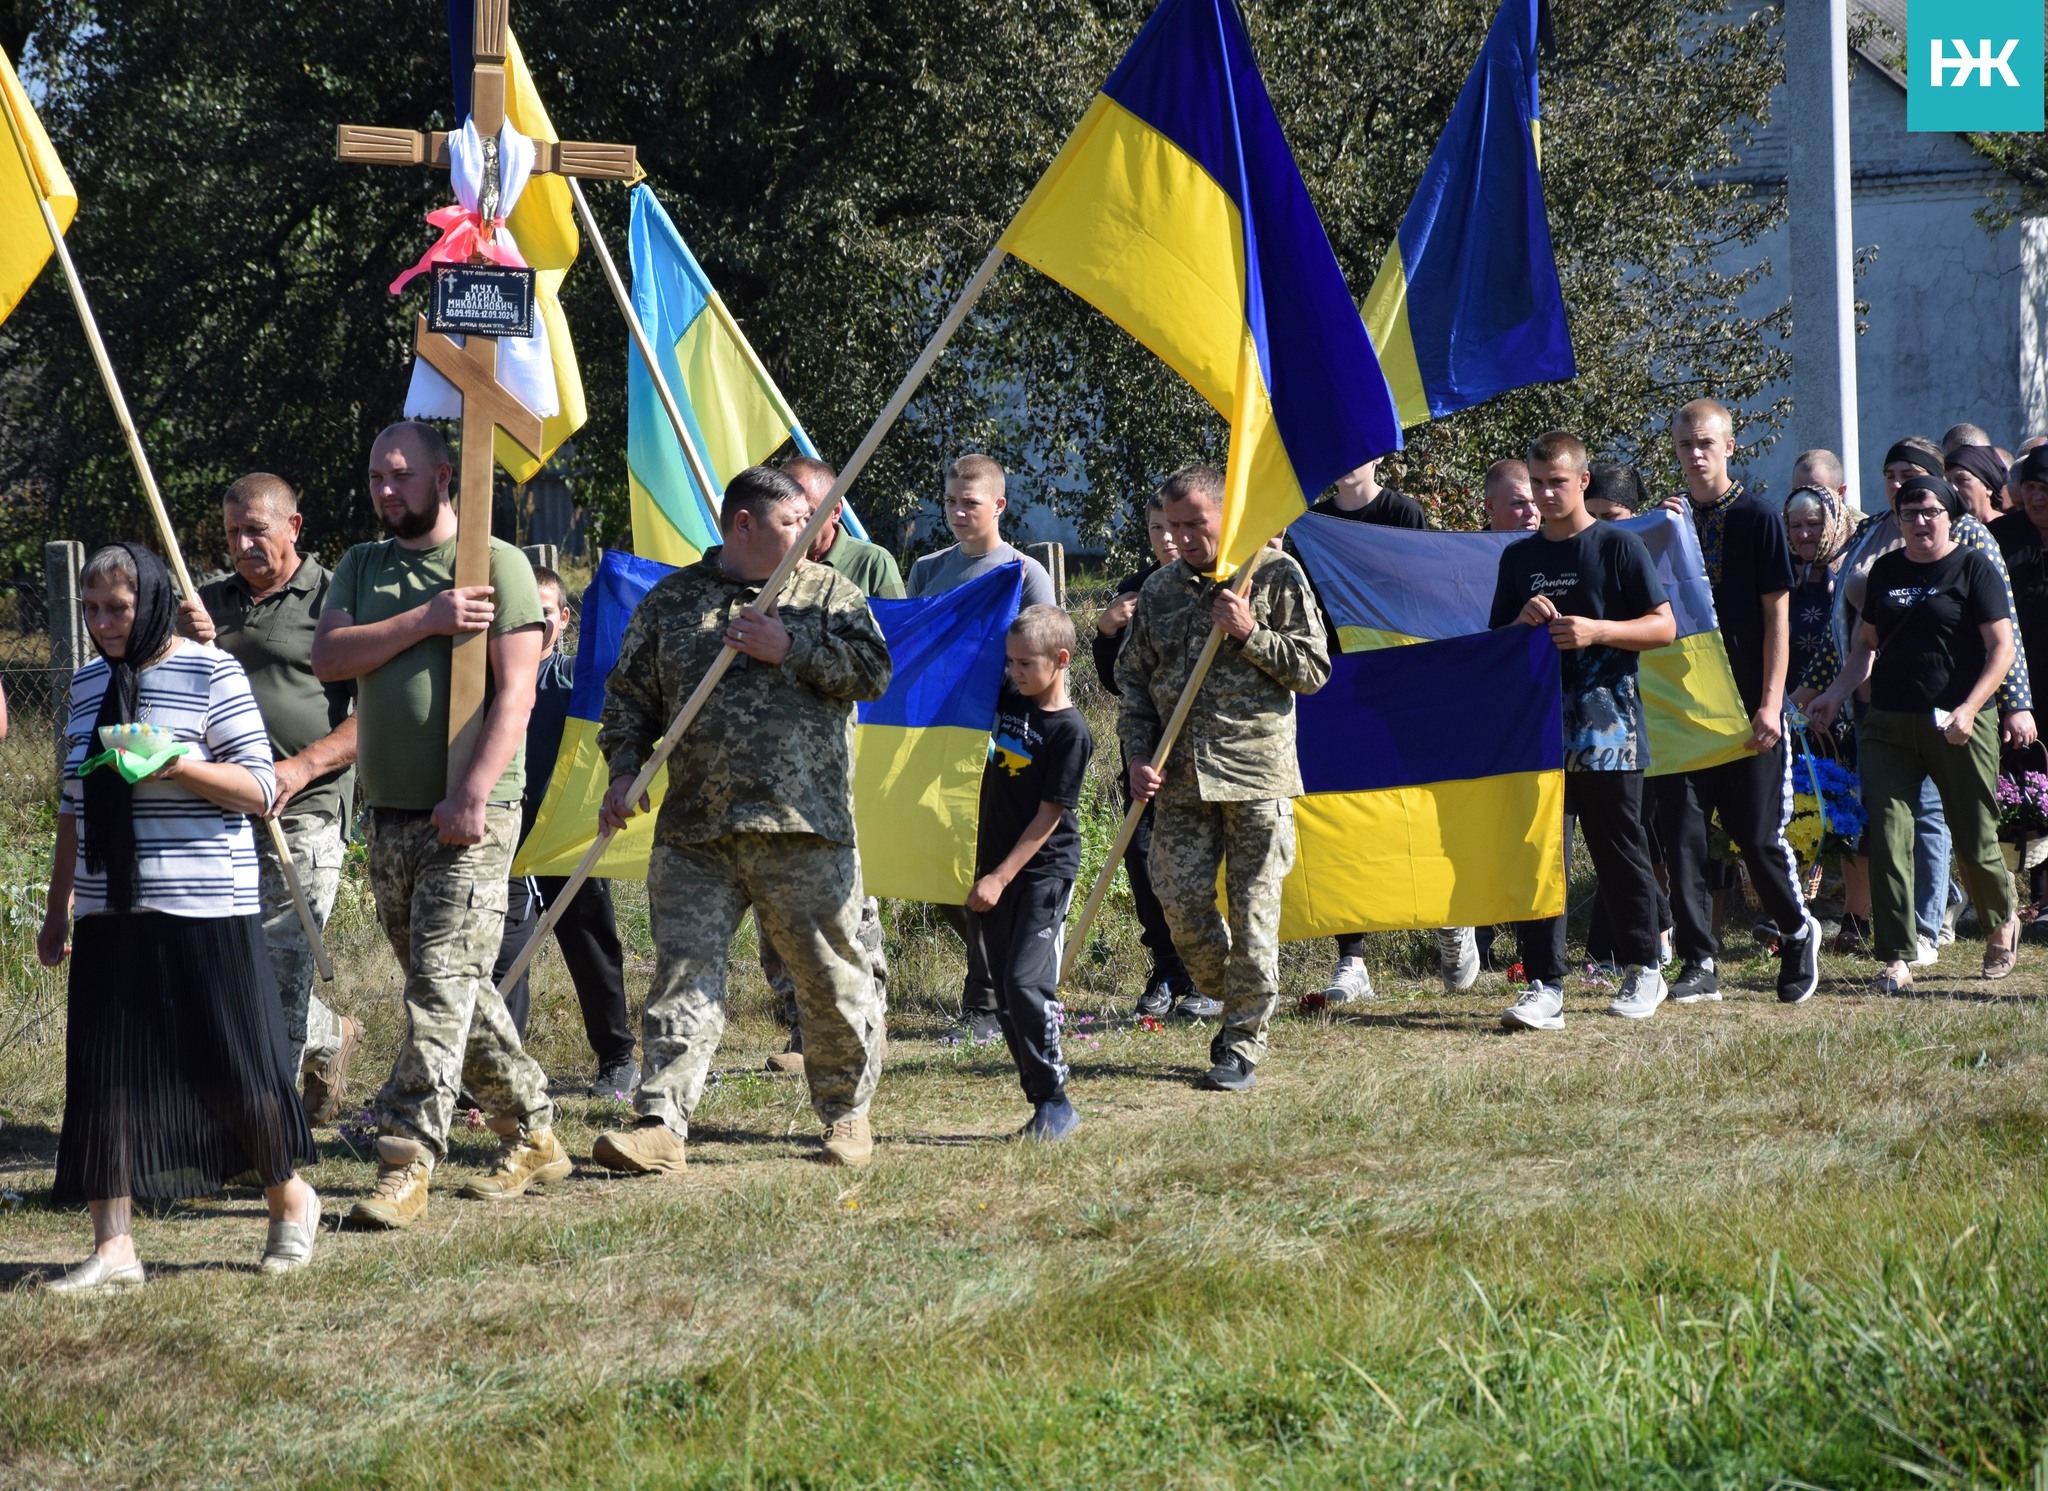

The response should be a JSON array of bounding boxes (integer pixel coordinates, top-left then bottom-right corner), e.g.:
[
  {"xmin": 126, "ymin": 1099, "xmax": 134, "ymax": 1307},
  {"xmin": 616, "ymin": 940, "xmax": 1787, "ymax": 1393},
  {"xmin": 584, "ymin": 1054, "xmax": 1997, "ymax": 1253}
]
[{"xmin": 1811, "ymin": 477, "xmax": 2019, "ymax": 992}]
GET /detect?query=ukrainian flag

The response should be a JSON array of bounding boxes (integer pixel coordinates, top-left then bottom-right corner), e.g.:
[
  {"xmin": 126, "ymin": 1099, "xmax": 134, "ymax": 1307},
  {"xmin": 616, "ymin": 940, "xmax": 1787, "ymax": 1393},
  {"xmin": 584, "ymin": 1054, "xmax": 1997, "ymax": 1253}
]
[
  {"xmin": 513, "ymin": 555, "xmax": 1019, "ymax": 900},
  {"xmin": 1286, "ymin": 509, "xmax": 1753, "ymax": 778},
  {"xmin": 1361, "ymin": 0, "xmax": 1574, "ymax": 427},
  {"xmin": 448, "ymin": 2, "xmax": 585, "ymax": 482},
  {"xmin": 1282, "ymin": 626, "xmax": 1563, "ymax": 938},
  {"xmin": 1000, "ymin": 0, "xmax": 1401, "ymax": 575},
  {"xmin": 0, "ymin": 44, "xmax": 74, "ymax": 327},
  {"xmin": 627, "ymin": 184, "xmax": 868, "ymax": 567}
]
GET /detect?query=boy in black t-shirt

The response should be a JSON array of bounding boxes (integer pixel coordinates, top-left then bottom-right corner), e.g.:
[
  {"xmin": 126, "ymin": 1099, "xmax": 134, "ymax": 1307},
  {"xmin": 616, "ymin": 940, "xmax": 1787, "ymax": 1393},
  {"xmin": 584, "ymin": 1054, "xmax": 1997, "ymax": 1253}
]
[
  {"xmin": 1491, "ymin": 431, "xmax": 1678, "ymax": 1030},
  {"xmin": 1654, "ymin": 399, "xmax": 1821, "ymax": 1005},
  {"xmin": 970, "ymin": 605, "xmax": 1096, "ymax": 1141}
]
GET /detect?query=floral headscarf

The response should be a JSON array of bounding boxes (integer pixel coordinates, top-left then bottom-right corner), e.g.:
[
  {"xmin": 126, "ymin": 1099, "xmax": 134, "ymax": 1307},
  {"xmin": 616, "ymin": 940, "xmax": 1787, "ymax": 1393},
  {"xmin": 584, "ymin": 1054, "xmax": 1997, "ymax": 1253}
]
[{"xmin": 1783, "ymin": 482, "xmax": 1852, "ymax": 579}]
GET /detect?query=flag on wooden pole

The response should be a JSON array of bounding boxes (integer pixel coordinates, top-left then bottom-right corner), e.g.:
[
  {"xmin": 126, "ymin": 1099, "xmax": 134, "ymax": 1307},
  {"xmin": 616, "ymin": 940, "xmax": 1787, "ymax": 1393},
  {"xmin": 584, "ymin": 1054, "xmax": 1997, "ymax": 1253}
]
[
  {"xmin": 999, "ymin": 0, "xmax": 1402, "ymax": 574},
  {"xmin": 0, "ymin": 45, "xmax": 74, "ymax": 326},
  {"xmin": 625, "ymin": 184, "xmax": 870, "ymax": 567}
]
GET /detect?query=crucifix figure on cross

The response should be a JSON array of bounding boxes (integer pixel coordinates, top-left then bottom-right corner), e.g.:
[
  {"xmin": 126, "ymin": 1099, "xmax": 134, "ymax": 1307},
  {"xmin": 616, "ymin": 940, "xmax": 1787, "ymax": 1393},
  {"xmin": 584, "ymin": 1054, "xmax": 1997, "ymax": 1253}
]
[{"xmin": 336, "ymin": 0, "xmax": 636, "ymax": 790}]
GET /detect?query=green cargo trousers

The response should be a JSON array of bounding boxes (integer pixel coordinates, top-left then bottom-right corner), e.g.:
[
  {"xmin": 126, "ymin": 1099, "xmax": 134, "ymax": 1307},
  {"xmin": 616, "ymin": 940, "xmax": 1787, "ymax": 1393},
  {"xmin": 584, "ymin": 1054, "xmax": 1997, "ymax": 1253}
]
[{"xmin": 1861, "ymin": 706, "xmax": 2014, "ymax": 964}]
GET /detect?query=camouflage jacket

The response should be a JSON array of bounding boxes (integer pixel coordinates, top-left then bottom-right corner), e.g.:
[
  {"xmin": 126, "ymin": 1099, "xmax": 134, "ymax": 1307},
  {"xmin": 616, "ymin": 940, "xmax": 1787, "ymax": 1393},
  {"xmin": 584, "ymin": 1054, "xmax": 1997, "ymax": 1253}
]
[
  {"xmin": 1115, "ymin": 553, "xmax": 1329, "ymax": 803},
  {"xmin": 597, "ymin": 548, "xmax": 893, "ymax": 847}
]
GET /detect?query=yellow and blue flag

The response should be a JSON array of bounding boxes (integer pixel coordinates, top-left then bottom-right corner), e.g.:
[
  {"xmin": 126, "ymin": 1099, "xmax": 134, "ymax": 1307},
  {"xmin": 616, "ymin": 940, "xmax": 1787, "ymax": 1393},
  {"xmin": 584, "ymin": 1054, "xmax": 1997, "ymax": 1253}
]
[
  {"xmin": 1283, "ymin": 627, "xmax": 1564, "ymax": 938},
  {"xmin": 627, "ymin": 184, "xmax": 868, "ymax": 567},
  {"xmin": 448, "ymin": 1, "xmax": 586, "ymax": 482},
  {"xmin": 1000, "ymin": 0, "xmax": 1402, "ymax": 574},
  {"xmin": 1279, "ymin": 510, "xmax": 1752, "ymax": 935},
  {"xmin": 513, "ymin": 553, "xmax": 1020, "ymax": 899},
  {"xmin": 1288, "ymin": 510, "xmax": 1753, "ymax": 779},
  {"xmin": 0, "ymin": 44, "xmax": 75, "ymax": 327},
  {"xmin": 1361, "ymin": 0, "xmax": 1574, "ymax": 428}
]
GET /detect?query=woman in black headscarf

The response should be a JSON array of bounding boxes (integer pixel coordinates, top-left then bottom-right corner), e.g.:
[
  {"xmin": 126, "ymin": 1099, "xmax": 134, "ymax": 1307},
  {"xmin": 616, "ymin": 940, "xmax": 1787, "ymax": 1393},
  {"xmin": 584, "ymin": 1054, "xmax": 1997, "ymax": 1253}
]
[
  {"xmin": 1946, "ymin": 443, "xmax": 2010, "ymax": 525},
  {"xmin": 36, "ymin": 543, "xmax": 319, "ymax": 1291}
]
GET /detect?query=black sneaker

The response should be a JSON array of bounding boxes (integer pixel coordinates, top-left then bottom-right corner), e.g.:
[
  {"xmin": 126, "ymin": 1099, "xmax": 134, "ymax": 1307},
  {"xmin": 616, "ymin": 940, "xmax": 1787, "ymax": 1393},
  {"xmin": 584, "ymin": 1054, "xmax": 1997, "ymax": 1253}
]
[
  {"xmin": 1777, "ymin": 912, "xmax": 1820, "ymax": 1004},
  {"xmin": 964, "ymin": 1011, "xmax": 1004, "ymax": 1045},
  {"xmin": 1669, "ymin": 959, "xmax": 1721, "ymax": 1004},
  {"xmin": 1169, "ymin": 990, "xmax": 1223, "ymax": 1022},
  {"xmin": 1134, "ymin": 972, "xmax": 1174, "ymax": 1020},
  {"xmin": 1197, "ymin": 1049, "xmax": 1257, "ymax": 1092},
  {"xmin": 588, "ymin": 1057, "xmax": 640, "ymax": 1100}
]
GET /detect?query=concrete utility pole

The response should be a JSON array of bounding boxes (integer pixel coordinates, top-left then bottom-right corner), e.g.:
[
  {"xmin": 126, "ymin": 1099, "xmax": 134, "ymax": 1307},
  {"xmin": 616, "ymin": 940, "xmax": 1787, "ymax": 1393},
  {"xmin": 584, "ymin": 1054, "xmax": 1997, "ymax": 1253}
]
[{"xmin": 1784, "ymin": 0, "xmax": 1862, "ymax": 510}]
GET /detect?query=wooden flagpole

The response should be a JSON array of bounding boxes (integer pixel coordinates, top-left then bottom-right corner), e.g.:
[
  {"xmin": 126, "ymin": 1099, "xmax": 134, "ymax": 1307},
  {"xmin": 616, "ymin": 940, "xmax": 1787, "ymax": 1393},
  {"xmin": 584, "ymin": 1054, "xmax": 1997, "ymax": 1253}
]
[
  {"xmin": 1058, "ymin": 547, "xmax": 1266, "ymax": 987},
  {"xmin": 0, "ymin": 97, "xmax": 334, "ymax": 982},
  {"xmin": 495, "ymin": 239, "xmax": 1010, "ymax": 998},
  {"xmin": 564, "ymin": 177, "xmax": 720, "ymax": 505}
]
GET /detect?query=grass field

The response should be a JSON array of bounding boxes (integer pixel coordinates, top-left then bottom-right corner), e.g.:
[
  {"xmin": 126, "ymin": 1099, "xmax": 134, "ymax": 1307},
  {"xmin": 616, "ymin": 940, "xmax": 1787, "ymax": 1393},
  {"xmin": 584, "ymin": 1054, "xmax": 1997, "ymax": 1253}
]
[
  {"xmin": 5, "ymin": 907, "xmax": 2048, "ymax": 1488},
  {"xmin": 4, "ymin": 591, "xmax": 2048, "ymax": 1486}
]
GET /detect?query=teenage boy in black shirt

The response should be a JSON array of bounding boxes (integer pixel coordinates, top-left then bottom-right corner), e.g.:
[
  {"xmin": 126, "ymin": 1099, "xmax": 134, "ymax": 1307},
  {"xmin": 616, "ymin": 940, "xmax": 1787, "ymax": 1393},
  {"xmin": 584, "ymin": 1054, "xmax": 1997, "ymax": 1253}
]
[
  {"xmin": 1490, "ymin": 431, "xmax": 1676, "ymax": 1030},
  {"xmin": 1654, "ymin": 398, "xmax": 1821, "ymax": 1004},
  {"xmin": 970, "ymin": 605, "xmax": 1095, "ymax": 1141}
]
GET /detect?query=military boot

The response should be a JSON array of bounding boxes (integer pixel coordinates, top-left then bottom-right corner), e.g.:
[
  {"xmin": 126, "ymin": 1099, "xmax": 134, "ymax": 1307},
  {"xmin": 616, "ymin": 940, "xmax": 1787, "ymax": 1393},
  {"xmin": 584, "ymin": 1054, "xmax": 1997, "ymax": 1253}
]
[
  {"xmin": 590, "ymin": 1117, "xmax": 688, "ymax": 1175},
  {"xmin": 349, "ymin": 1136, "xmax": 432, "ymax": 1229},
  {"xmin": 820, "ymin": 1114, "xmax": 874, "ymax": 1166},
  {"xmin": 458, "ymin": 1118, "xmax": 573, "ymax": 1200}
]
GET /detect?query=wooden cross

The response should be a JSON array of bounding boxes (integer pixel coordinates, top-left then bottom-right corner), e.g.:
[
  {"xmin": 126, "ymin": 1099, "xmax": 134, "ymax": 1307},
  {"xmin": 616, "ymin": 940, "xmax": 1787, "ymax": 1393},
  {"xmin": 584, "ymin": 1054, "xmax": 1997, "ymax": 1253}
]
[{"xmin": 336, "ymin": 0, "xmax": 637, "ymax": 791}]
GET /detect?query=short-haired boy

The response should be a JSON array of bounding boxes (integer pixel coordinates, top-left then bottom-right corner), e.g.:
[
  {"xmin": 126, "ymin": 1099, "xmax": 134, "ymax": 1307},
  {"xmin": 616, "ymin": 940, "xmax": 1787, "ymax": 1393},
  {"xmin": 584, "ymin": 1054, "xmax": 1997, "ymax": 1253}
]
[{"xmin": 968, "ymin": 604, "xmax": 1095, "ymax": 1140}]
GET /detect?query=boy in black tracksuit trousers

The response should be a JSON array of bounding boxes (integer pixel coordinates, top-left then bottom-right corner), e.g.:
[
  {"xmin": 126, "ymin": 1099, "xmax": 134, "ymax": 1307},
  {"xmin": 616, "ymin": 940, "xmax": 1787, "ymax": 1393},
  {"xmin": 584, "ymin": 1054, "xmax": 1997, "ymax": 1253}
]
[
  {"xmin": 1492, "ymin": 432, "xmax": 1678, "ymax": 1030},
  {"xmin": 971, "ymin": 605, "xmax": 1095, "ymax": 1141},
  {"xmin": 1653, "ymin": 399, "xmax": 1821, "ymax": 1004}
]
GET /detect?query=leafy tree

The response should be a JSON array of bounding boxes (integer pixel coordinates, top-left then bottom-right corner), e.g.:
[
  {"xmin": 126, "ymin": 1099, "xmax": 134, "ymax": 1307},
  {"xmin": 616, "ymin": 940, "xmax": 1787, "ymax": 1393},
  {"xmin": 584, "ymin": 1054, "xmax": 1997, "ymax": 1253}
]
[{"xmin": 0, "ymin": 0, "xmax": 1786, "ymax": 575}]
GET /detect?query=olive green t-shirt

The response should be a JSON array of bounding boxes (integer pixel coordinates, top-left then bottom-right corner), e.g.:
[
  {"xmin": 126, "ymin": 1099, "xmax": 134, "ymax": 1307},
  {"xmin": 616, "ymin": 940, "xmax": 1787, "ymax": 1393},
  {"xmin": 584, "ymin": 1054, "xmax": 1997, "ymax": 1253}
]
[{"xmin": 326, "ymin": 534, "xmax": 543, "ymax": 810}]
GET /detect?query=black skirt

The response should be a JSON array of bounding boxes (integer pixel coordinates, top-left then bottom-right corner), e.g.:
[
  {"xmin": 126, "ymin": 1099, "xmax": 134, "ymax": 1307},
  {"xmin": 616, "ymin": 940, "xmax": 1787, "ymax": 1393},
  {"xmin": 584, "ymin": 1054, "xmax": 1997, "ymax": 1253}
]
[{"xmin": 54, "ymin": 910, "xmax": 317, "ymax": 1204}]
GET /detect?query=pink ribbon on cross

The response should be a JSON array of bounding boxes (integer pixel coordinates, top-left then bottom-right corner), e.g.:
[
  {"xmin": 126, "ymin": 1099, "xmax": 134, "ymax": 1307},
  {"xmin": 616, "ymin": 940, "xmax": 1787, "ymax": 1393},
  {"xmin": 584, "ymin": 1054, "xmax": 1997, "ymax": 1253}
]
[{"xmin": 388, "ymin": 204, "xmax": 529, "ymax": 295}]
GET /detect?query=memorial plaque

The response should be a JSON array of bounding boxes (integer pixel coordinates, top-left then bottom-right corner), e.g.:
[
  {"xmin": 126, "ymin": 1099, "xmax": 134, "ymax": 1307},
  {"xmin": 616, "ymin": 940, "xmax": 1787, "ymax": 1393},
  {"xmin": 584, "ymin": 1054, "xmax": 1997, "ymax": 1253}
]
[{"xmin": 428, "ymin": 263, "xmax": 537, "ymax": 338}]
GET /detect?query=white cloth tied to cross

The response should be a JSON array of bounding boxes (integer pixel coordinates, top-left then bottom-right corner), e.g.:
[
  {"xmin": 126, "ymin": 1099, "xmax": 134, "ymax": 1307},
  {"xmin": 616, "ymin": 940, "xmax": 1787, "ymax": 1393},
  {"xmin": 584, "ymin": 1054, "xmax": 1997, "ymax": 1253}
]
[{"xmin": 402, "ymin": 118, "xmax": 560, "ymax": 426}]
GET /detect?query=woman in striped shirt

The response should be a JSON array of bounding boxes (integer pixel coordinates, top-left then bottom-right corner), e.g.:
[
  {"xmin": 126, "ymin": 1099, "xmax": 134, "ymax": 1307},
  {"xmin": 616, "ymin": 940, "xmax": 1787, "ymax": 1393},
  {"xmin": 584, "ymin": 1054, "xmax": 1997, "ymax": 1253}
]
[{"xmin": 36, "ymin": 542, "xmax": 320, "ymax": 1291}]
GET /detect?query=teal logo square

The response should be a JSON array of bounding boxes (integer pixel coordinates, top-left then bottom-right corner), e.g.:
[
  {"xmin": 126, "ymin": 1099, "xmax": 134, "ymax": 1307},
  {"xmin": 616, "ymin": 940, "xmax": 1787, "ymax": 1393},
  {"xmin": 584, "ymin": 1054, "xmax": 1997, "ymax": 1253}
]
[{"xmin": 1908, "ymin": 0, "xmax": 2044, "ymax": 132}]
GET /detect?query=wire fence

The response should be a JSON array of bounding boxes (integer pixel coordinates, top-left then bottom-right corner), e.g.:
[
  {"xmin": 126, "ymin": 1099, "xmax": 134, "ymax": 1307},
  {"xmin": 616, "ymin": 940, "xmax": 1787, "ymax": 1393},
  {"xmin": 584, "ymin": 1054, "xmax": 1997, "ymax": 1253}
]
[{"xmin": 0, "ymin": 573, "xmax": 77, "ymax": 806}]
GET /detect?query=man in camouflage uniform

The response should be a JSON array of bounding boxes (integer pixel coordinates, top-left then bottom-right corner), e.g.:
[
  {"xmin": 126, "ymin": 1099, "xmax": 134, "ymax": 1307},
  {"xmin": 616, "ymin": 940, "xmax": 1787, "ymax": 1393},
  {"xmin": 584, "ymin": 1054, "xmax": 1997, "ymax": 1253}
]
[
  {"xmin": 1117, "ymin": 464, "xmax": 1330, "ymax": 1092},
  {"xmin": 592, "ymin": 465, "xmax": 893, "ymax": 1172},
  {"xmin": 757, "ymin": 454, "xmax": 895, "ymax": 1075},
  {"xmin": 312, "ymin": 421, "xmax": 569, "ymax": 1228}
]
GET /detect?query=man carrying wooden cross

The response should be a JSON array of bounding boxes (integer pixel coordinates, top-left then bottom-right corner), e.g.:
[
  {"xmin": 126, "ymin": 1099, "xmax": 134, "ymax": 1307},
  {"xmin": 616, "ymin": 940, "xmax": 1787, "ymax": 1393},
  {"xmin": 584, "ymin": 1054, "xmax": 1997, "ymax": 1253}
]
[
  {"xmin": 1118, "ymin": 465, "xmax": 1330, "ymax": 1094},
  {"xmin": 312, "ymin": 421, "xmax": 569, "ymax": 1228}
]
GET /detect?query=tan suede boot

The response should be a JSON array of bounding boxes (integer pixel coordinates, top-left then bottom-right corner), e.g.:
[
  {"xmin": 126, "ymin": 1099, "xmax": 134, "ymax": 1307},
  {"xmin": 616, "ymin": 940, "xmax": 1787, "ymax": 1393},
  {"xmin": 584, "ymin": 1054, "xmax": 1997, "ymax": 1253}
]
[
  {"xmin": 458, "ymin": 1118, "xmax": 574, "ymax": 1200},
  {"xmin": 590, "ymin": 1118, "xmax": 688, "ymax": 1175},
  {"xmin": 820, "ymin": 1114, "xmax": 873, "ymax": 1167},
  {"xmin": 349, "ymin": 1136, "xmax": 433, "ymax": 1229}
]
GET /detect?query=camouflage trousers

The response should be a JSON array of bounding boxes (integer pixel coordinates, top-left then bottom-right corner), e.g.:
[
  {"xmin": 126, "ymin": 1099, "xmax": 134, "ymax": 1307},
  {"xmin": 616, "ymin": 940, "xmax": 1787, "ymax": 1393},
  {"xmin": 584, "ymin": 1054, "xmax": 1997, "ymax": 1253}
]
[
  {"xmin": 254, "ymin": 810, "xmax": 347, "ymax": 1075},
  {"xmin": 759, "ymin": 895, "xmax": 886, "ymax": 1025},
  {"xmin": 640, "ymin": 833, "xmax": 882, "ymax": 1135},
  {"xmin": 366, "ymin": 805, "xmax": 553, "ymax": 1156},
  {"xmin": 1150, "ymin": 796, "xmax": 1296, "ymax": 1066}
]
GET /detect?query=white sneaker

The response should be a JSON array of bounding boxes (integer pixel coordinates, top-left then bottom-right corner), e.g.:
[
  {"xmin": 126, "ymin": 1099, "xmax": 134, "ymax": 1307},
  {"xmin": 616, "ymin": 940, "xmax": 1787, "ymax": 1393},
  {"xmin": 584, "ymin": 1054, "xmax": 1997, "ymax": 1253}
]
[
  {"xmin": 1607, "ymin": 965, "xmax": 1668, "ymax": 1020},
  {"xmin": 1320, "ymin": 956, "xmax": 1375, "ymax": 1004},
  {"xmin": 1436, "ymin": 926, "xmax": 1480, "ymax": 991},
  {"xmin": 1910, "ymin": 937, "xmax": 1938, "ymax": 968},
  {"xmin": 1501, "ymin": 981, "xmax": 1565, "ymax": 1031}
]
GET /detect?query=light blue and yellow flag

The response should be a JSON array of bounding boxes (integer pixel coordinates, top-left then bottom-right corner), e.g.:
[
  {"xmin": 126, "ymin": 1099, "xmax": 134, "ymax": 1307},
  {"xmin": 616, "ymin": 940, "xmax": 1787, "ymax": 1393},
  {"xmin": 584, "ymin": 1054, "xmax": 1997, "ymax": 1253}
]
[
  {"xmin": 513, "ymin": 553, "xmax": 1019, "ymax": 899},
  {"xmin": 448, "ymin": 2, "xmax": 586, "ymax": 482},
  {"xmin": 1287, "ymin": 509, "xmax": 1753, "ymax": 779},
  {"xmin": 1361, "ymin": 0, "xmax": 1574, "ymax": 427},
  {"xmin": 626, "ymin": 184, "xmax": 868, "ymax": 566},
  {"xmin": 1282, "ymin": 626, "xmax": 1564, "ymax": 938},
  {"xmin": 1000, "ymin": 0, "xmax": 1402, "ymax": 574}
]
